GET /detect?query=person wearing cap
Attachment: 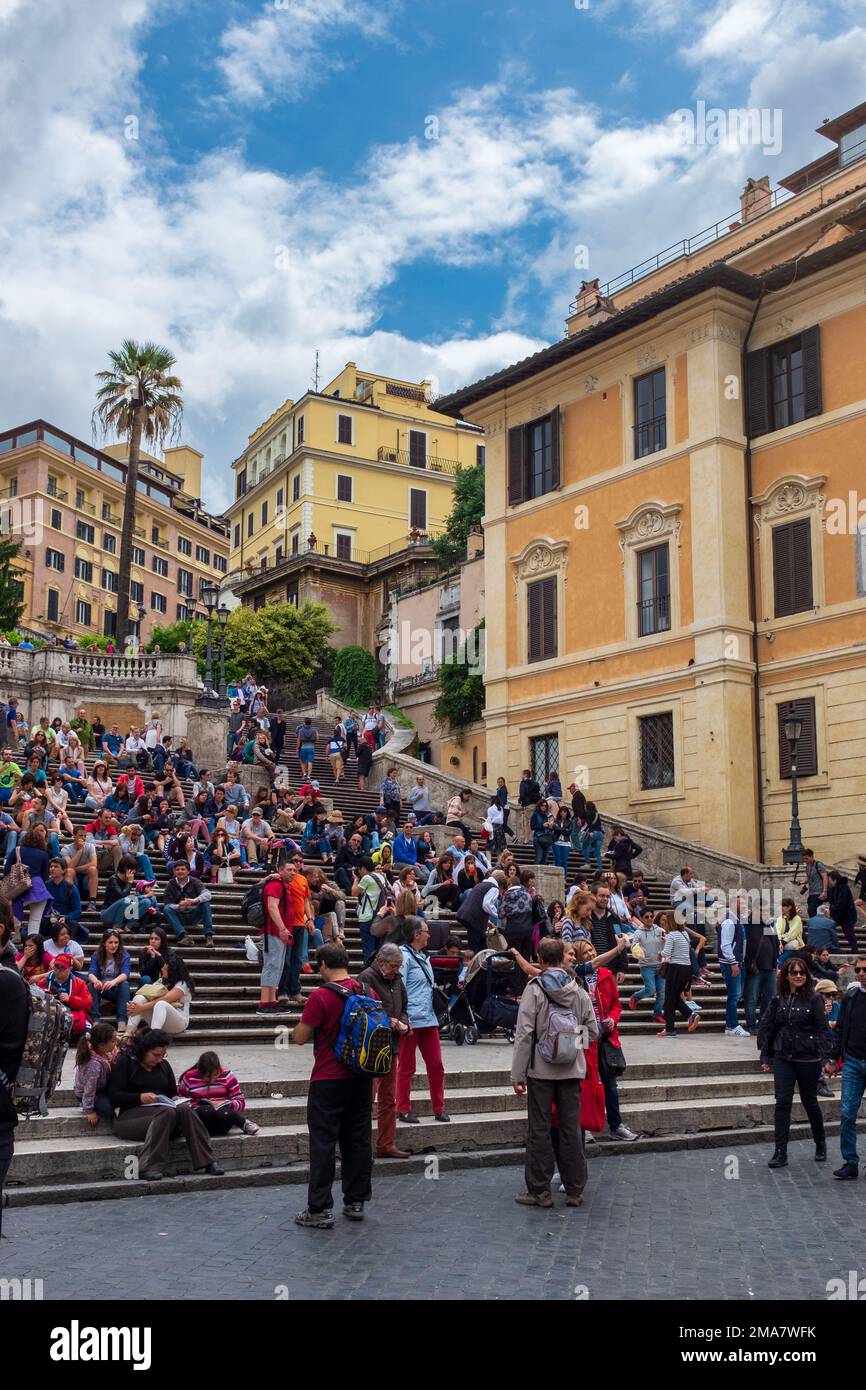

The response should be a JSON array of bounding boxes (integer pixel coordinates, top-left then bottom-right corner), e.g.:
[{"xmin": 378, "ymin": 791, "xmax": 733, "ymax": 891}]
[
  {"xmin": 33, "ymin": 954, "xmax": 92, "ymax": 1040},
  {"xmin": 816, "ymin": 978, "xmax": 841, "ymax": 1096},
  {"xmin": 162, "ymin": 862, "xmax": 214, "ymax": 945},
  {"xmin": 325, "ymin": 809, "xmax": 346, "ymax": 857},
  {"xmin": 379, "ymin": 768, "xmax": 402, "ymax": 827},
  {"xmin": 241, "ymin": 807, "xmax": 276, "ymax": 871}
]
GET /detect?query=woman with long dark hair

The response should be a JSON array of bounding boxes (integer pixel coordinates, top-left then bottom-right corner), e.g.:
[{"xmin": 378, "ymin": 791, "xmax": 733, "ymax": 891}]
[
  {"xmin": 124, "ymin": 951, "xmax": 195, "ymax": 1040},
  {"xmin": 758, "ymin": 957, "xmax": 833, "ymax": 1169},
  {"xmin": 109, "ymin": 1028, "xmax": 221, "ymax": 1182}
]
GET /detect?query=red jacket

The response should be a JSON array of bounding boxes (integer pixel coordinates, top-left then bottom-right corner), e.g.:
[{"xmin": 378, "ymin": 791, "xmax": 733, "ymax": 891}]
[
  {"xmin": 34, "ymin": 972, "xmax": 92, "ymax": 1025},
  {"xmin": 591, "ymin": 966, "xmax": 622, "ymax": 1049}
]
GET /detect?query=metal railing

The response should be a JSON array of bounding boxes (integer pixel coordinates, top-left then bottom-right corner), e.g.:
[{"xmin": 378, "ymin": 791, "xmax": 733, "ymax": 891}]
[
  {"xmin": 376, "ymin": 446, "xmax": 459, "ymax": 475},
  {"xmin": 393, "ymin": 668, "xmax": 439, "ymax": 692},
  {"xmin": 637, "ymin": 594, "xmax": 671, "ymax": 637},
  {"xmin": 153, "ymin": 536, "xmax": 169, "ymax": 549},
  {"xmin": 633, "ymin": 417, "xmax": 667, "ymax": 458},
  {"xmin": 47, "ymin": 486, "xmax": 68, "ymax": 501},
  {"xmin": 75, "ymin": 497, "xmax": 96, "ymax": 516},
  {"xmin": 568, "ymin": 141, "xmax": 866, "ymax": 314},
  {"xmin": 102, "ymin": 508, "xmax": 121, "ymax": 526}
]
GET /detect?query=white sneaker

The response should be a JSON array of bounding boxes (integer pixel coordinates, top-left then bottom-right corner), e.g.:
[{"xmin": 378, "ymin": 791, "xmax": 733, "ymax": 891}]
[
  {"xmin": 725, "ymin": 1026, "xmax": 751, "ymax": 1038},
  {"xmin": 584, "ymin": 1132, "xmax": 595, "ymax": 1144},
  {"xmin": 610, "ymin": 1124, "xmax": 638, "ymax": 1141}
]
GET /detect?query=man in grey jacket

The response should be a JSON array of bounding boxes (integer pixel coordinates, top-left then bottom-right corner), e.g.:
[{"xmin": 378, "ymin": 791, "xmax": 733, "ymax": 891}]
[{"xmin": 511, "ymin": 938, "xmax": 598, "ymax": 1209}]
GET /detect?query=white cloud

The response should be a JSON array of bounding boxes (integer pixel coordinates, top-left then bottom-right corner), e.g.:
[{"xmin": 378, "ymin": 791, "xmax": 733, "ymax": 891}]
[
  {"xmin": 2, "ymin": 0, "xmax": 866, "ymax": 517},
  {"xmin": 218, "ymin": 0, "xmax": 394, "ymax": 105}
]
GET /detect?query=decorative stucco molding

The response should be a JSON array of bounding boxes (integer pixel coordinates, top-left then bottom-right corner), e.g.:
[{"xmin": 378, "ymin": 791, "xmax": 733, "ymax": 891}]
[
  {"xmin": 616, "ymin": 500, "xmax": 682, "ymax": 554},
  {"xmin": 511, "ymin": 537, "xmax": 570, "ymax": 586},
  {"xmin": 751, "ymin": 474, "xmax": 827, "ymax": 530}
]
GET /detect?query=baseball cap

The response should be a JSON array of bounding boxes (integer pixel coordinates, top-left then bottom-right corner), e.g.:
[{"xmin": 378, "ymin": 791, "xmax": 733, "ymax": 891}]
[{"xmin": 53, "ymin": 953, "xmax": 73, "ymax": 969}]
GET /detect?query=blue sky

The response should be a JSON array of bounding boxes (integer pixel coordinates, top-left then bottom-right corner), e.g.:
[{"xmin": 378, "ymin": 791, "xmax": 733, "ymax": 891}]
[{"xmin": 1, "ymin": 0, "xmax": 865, "ymax": 508}]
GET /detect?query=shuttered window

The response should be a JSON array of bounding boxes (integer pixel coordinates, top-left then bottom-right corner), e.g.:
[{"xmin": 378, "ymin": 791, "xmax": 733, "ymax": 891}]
[
  {"xmin": 409, "ymin": 430, "xmax": 427, "ymax": 468},
  {"xmin": 410, "ymin": 488, "xmax": 427, "ymax": 530},
  {"xmin": 772, "ymin": 519, "xmax": 813, "ymax": 617},
  {"xmin": 746, "ymin": 326, "xmax": 822, "ymax": 438},
  {"xmin": 335, "ymin": 533, "xmax": 352, "ymax": 561},
  {"xmin": 639, "ymin": 713, "xmax": 675, "ymax": 790},
  {"xmin": 507, "ymin": 407, "xmax": 561, "ymax": 505},
  {"xmin": 527, "ymin": 576, "xmax": 557, "ymax": 662},
  {"xmin": 778, "ymin": 698, "xmax": 818, "ymax": 778},
  {"xmin": 337, "ymin": 474, "xmax": 353, "ymax": 503},
  {"xmin": 337, "ymin": 414, "xmax": 353, "ymax": 444}
]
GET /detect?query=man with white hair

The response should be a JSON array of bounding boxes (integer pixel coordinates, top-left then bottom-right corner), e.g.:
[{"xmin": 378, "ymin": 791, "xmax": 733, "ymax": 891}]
[{"xmin": 359, "ymin": 944, "xmax": 410, "ymax": 1159}]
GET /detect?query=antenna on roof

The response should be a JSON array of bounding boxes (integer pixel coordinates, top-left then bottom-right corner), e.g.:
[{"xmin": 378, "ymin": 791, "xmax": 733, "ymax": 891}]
[{"xmin": 311, "ymin": 351, "xmax": 320, "ymax": 393}]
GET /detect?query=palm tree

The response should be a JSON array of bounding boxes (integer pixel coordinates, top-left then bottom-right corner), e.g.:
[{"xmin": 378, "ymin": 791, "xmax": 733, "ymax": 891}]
[{"xmin": 93, "ymin": 341, "xmax": 184, "ymax": 643}]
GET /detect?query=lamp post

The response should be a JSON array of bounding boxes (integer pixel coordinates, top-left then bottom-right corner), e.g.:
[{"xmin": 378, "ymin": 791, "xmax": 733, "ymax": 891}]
[
  {"xmin": 199, "ymin": 581, "xmax": 220, "ymax": 704},
  {"xmin": 217, "ymin": 604, "xmax": 229, "ymax": 698},
  {"xmin": 782, "ymin": 702, "xmax": 804, "ymax": 866}
]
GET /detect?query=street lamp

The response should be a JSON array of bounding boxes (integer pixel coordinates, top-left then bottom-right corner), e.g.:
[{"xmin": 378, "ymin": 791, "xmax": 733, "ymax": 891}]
[
  {"xmin": 198, "ymin": 581, "xmax": 220, "ymax": 704},
  {"xmin": 782, "ymin": 702, "xmax": 804, "ymax": 866},
  {"xmin": 217, "ymin": 603, "xmax": 229, "ymax": 698}
]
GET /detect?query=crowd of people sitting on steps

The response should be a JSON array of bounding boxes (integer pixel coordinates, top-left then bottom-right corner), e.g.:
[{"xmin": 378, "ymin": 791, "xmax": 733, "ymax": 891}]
[{"xmin": 2, "ymin": 679, "xmax": 866, "ymax": 1220}]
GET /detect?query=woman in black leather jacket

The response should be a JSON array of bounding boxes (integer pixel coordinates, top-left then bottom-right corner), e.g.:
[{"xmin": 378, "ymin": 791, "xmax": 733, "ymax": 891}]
[{"xmin": 757, "ymin": 957, "xmax": 833, "ymax": 1169}]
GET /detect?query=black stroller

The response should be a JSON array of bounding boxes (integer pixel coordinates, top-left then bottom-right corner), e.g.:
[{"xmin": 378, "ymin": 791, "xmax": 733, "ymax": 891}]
[{"xmin": 443, "ymin": 950, "xmax": 522, "ymax": 1045}]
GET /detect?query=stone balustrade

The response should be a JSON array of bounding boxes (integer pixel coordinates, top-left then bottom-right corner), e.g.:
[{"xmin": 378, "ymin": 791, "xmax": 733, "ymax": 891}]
[{"xmin": 1, "ymin": 647, "xmax": 201, "ymax": 738}]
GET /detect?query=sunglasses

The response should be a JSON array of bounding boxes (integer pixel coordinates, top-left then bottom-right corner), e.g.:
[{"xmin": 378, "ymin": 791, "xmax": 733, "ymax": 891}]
[{"xmin": 855, "ymin": 968, "xmax": 866, "ymax": 975}]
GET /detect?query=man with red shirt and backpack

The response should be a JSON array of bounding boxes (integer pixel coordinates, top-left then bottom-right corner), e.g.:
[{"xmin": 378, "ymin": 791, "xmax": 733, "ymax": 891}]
[
  {"xmin": 292, "ymin": 941, "xmax": 384, "ymax": 1229},
  {"xmin": 256, "ymin": 863, "xmax": 296, "ymax": 1015}
]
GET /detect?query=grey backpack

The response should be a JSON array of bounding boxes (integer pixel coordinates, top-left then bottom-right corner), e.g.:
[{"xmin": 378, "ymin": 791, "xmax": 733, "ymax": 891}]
[{"xmin": 533, "ymin": 978, "xmax": 583, "ymax": 1065}]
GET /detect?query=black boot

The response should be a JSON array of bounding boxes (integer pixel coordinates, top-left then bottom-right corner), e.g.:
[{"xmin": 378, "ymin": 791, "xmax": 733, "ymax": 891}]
[
  {"xmin": 815, "ymin": 1139, "xmax": 827, "ymax": 1162},
  {"xmin": 768, "ymin": 1145, "xmax": 788, "ymax": 1169}
]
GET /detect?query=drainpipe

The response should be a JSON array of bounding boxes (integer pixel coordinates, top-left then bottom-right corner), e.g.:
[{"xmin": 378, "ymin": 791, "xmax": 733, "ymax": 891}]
[{"xmin": 741, "ymin": 284, "xmax": 766, "ymax": 864}]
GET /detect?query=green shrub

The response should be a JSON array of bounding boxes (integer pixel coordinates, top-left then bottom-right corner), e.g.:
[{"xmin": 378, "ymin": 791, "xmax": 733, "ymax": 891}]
[{"xmin": 333, "ymin": 646, "xmax": 378, "ymax": 707}]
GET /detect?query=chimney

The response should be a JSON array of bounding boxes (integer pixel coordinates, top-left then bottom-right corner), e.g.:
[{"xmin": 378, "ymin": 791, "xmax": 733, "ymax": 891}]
[
  {"xmin": 466, "ymin": 527, "xmax": 484, "ymax": 560},
  {"xmin": 574, "ymin": 277, "xmax": 616, "ymax": 324},
  {"xmin": 740, "ymin": 175, "xmax": 772, "ymax": 224}
]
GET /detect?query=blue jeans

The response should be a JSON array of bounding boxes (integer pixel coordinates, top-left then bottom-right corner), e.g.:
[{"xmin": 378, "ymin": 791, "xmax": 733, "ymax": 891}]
[
  {"xmin": 278, "ymin": 924, "xmax": 326, "ymax": 997},
  {"xmin": 552, "ymin": 843, "xmax": 570, "ymax": 871},
  {"xmin": 163, "ymin": 902, "xmax": 213, "ymax": 939},
  {"xmin": 633, "ymin": 965, "xmax": 665, "ymax": 1012},
  {"xmin": 47, "ymin": 832, "xmax": 62, "ymax": 857},
  {"xmin": 89, "ymin": 978, "xmax": 130, "ymax": 1025},
  {"xmin": 133, "ymin": 852, "xmax": 155, "ymax": 879},
  {"xmin": 719, "ymin": 962, "xmax": 744, "ymax": 1030},
  {"xmin": 100, "ymin": 895, "xmax": 158, "ymax": 928},
  {"xmin": 743, "ymin": 967, "xmax": 775, "ymax": 1030},
  {"xmin": 533, "ymin": 836, "xmax": 553, "ymax": 865},
  {"xmin": 581, "ymin": 830, "xmax": 603, "ymax": 872},
  {"xmin": 358, "ymin": 918, "xmax": 377, "ymax": 963},
  {"xmin": 840, "ymin": 1056, "xmax": 866, "ymax": 1167}
]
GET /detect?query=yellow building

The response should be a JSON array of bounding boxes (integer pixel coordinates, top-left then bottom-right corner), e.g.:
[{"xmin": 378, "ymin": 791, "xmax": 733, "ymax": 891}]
[
  {"xmin": 225, "ymin": 363, "xmax": 484, "ymax": 649},
  {"xmin": 438, "ymin": 103, "xmax": 866, "ymax": 867},
  {"xmin": 0, "ymin": 421, "xmax": 229, "ymax": 643}
]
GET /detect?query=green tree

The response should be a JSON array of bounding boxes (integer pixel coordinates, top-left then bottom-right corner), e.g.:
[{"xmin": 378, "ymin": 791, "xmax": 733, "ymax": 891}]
[
  {"xmin": 0, "ymin": 538, "xmax": 25, "ymax": 630},
  {"xmin": 333, "ymin": 645, "xmax": 378, "ymax": 707},
  {"xmin": 197, "ymin": 602, "xmax": 335, "ymax": 694},
  {"xmin": 146, "ymin": 620, "xmax": 195, "ymax": 654},
  {"xmin": 432, "ymin": 461, "xmax": 484, "ymax": 567},
  {"xmin": 93, "ymin": 341, "xmax": 184, "ymax": 642},
  {"xmin": 433, "ymin": 622, "xmax": 485, "ymax": 734}
]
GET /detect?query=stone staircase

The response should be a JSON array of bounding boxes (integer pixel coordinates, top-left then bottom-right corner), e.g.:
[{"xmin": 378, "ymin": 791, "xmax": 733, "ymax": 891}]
[
  {"xmin": 5, "ymin": 1057, "xmax": 841, "ymax": 1208},
  {"xmin": 3, "ymin": 732, "xmax": 853, "ymax": 1209}
]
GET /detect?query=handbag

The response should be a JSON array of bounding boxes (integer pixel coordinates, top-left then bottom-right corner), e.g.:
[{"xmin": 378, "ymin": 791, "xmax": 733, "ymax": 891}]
[
  {"xmin": 0, "ymin": 848, "xmax": 32, "ymax": 902},
  {"xmin": 218, "ymin": 865, "xmax": 234, "ymax": 885},
  {"xmin": 598, "ymin": 1035, "xmax": 626, "ymax": 1076},
  {"xmin": 136, "ymin": 983, "xmax": 167, "ymax": 1001},
  {"xmin": 486, "ymin": 923, "xmax": 508, "ymax": 952}
]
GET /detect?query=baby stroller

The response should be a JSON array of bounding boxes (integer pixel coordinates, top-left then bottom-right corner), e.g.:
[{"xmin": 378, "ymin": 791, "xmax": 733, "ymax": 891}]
[{"xmin": 445, "ymin": 950, "xmax": 522, "ymax": 1045}]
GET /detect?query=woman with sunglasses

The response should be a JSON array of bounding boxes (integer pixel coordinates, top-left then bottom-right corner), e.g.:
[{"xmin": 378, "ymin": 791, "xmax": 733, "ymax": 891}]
[{"xmin": 757, "ymin": 956, "xmax": 833, "ymax": 1168}]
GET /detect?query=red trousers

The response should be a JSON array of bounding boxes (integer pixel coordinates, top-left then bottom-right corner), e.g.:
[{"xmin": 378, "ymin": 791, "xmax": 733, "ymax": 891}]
[
  {"xmin": 373, "ymin": 1063, "xmax": 398, "ymax": 1150},
  {"xmin": 396, "ymin": 1026, "xmax": 445, "ymax": 1114}
]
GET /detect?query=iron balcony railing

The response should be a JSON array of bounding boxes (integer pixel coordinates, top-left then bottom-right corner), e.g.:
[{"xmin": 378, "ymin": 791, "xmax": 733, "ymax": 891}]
[
  {"xmin": 376, "ymin": 446, "xmax": 459, "ymax": 475},
  {"xmin": 633, "ymin": 416, "xmax": 667, "ymax": 458},
  {"xmin": 638, "ymin": 594, "xmax": 671, "ymax": 637}
]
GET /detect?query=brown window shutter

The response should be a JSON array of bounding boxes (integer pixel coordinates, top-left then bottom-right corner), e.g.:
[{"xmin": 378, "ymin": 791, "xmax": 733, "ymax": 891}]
[
  {"xmin": 549, "ymin": 406, "xmax": 561, "ymax": 489},
  {"xmin": 527, "ymin": 579, "xmax": 542, "ymax": 662},
  {"xmin": 410, "ymin": 488, "xmax": 427, "ymax": 530},
  {"xmin": 409, "ymin": 430, "xmax": 427, "ymax": 468},
  {"xmin": 772, "ymin": 520, "xmax": 812, "ymax": 617},
  {"xmin": 746, "ymin": 346, "xmax": 770, "ymax": 438},
  {"xmin": 508, "ymin": 425, "xmax": 525, "ymax": 506},
  {"xmin": 778, "ymin": 698, "xmax": 817, "ymax": 777},
  {"xmin": 542, "ymin": 576, "xmax": 557, "ymax": 658},
  {"xmin": 801, "ymin": 325, "xmax": 822, "ymax": 419}
]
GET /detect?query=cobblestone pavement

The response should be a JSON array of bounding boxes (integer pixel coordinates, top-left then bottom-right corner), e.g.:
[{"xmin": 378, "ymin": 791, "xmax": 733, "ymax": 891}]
[{"xmin": 3, "ymin": 1140, "xmax": 864, "ymax": 1301}]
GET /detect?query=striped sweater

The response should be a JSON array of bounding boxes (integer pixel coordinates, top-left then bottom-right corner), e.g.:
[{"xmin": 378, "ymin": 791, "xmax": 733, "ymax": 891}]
[{"xmin": 177, "ymin": 1067, "xmax": 245, "ymax": 1113}]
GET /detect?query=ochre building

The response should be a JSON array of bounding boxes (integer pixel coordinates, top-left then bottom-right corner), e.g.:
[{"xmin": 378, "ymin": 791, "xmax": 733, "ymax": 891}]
[{"xmin": 438, "ymin": 104, "xmax": 866, "ymax": 867}]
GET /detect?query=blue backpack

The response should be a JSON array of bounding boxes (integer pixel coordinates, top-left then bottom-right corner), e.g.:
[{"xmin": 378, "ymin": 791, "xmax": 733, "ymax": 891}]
[{"xmin": 322, "ymin": 983, "xmax": 394, "ymax": 1076}]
